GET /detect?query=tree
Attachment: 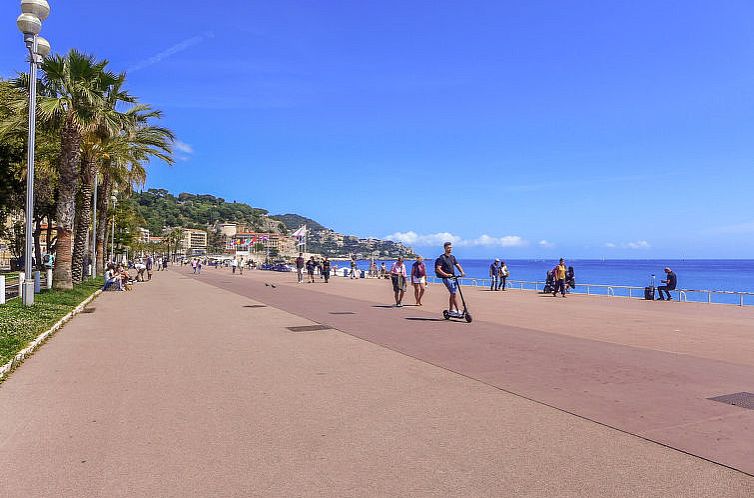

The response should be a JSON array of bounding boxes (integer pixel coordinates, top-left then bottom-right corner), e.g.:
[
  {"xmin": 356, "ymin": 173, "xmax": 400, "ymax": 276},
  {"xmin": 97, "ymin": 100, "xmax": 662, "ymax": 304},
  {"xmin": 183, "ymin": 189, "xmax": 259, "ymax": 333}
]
[
  {"xmin": 94, "ymin": 106, "xmax": 173, "ymax": 274},
  {"xmin": 35, "ymin": 50, "xmax": 114, "ymax": 289},
  {"xmin": 71, "ymin": 73, "xmax": 135, "ymax": 282},
  {"xmin": 165, "ymin": 228, "xmax": 183, "ymax": 262}
]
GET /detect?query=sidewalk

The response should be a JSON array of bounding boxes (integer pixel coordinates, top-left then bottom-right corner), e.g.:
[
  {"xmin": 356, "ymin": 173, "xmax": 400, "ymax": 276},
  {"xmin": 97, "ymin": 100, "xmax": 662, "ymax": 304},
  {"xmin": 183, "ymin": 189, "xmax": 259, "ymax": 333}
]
[{"xmin": 0, "ymin": 269, "xmax": 752, "ymax": 497}]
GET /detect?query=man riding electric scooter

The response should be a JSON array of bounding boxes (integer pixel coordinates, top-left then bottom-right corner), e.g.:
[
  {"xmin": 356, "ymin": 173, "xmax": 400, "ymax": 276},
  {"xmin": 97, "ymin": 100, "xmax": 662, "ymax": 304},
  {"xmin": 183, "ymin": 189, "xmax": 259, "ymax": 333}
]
[{"xmin": 435, "ymin": 242, "xmax": 472, "ymax": 322}]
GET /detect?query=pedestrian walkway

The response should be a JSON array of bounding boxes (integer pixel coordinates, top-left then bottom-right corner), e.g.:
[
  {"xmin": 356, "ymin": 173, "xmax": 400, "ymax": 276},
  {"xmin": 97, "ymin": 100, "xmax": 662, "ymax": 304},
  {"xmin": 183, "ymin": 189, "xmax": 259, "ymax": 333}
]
[{"xmin": 0, "ymin": 269, "xmax": 752, "ymax": 497}]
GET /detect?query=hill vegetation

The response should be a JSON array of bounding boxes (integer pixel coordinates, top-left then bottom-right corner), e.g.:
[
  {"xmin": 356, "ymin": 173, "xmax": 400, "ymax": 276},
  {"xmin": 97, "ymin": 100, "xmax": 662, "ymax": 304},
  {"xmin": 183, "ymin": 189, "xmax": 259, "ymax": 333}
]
[
  {"xmin": 134, "ymin": 189, "xmax": 415, "ymax": 258},
  {"xmin": 134, "ymin": 189, "xmax": 271, "ymax": 234}
]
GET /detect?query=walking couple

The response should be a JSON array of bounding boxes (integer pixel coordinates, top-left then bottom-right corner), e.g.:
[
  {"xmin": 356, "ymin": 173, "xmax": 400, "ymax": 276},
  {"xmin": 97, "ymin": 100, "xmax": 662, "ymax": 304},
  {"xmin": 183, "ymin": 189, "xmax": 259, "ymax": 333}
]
[
  {"xmin": 488, "ymin": 259, "xmax": 509, "ymax": 291},
  {"xmin": 390, "ymin": 256, "xmax": 428, "ymax": 307}
]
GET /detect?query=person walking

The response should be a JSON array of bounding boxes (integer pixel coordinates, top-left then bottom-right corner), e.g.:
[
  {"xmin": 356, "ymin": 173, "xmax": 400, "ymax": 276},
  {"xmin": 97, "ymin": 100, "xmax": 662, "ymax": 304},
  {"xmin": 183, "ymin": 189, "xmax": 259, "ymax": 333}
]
[
  {"xmin": 489, "ymin": 259, "xmax": 500, "ymax": 291},
  {"xmin": 306, "ymin": 256, "xmax": 317, "ymax": 283},
  {"xmin": 657, "ymin": 267, "xmax": 677, "ymax": 300},
  {"xmin": 238, "ymin": 257, "xmax": 244, "ymax": 275},
  {"xmin": 390, "ymin": 256, "xmax": 408, "ymax": 306},
  {"xmin": 350, "ymin": 258, "xmax": 358, "ymax": 279},
  {"xmin": 146, "ymin": 256, "xmax": 153, "ymax": 281},
  {"xmin": 295, "ymin": 253, "xmax": 305, "ymax": 283},
  {"xmin": 191, "ymin": 258, "xmax": 198, "ymax": 274},
  {"xmin": 552, "ymin": 258, "xmax": 567, "ymax": 297},
  {"xmin": 434, "ymin": 242, "xmax": 465, "ymax": 316},
  {"xmin": 197, "ymin": 259, "xmax": 202, "ymax": 275},
  {"xmin": 499, "ymin": 260, "xmax": 509, "ymax": 290},
  {"xmin": 231, "ymin": 258, "xmax": 238, "ymax": 274},
  {"xmin": 322, "ymin": 257, "xmax": 331, "ymax": 283},
  {"xmin": 411, "ymin": 256, "xmax": 427, "ymax": 306}
]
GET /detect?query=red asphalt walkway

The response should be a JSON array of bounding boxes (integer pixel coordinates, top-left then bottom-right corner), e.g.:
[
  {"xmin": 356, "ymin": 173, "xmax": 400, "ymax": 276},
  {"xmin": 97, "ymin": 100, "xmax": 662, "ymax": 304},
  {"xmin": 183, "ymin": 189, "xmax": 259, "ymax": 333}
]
[
  {"xmin": 195, "ymin": 266, "xmax": 754, "ymax": 476},
  {"xmin": 0, "ymin": 267, "xmax": 752, "ymax": 496}
]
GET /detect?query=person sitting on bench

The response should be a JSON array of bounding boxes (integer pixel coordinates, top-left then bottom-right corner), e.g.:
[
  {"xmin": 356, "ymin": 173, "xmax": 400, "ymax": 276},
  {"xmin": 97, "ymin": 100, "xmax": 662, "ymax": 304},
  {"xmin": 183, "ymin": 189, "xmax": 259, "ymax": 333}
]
[{"xmin": 657, "ymin": 267, "xmax": 677, "ymax": 300}]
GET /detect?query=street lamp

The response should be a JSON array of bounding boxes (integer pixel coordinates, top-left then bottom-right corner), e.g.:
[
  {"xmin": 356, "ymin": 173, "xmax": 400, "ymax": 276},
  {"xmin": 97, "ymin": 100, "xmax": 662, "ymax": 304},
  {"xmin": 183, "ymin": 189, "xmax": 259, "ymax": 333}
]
[
  {"xmin": 110, "ymin": 191, "xmax": 118, "ymax": 262},
  {"xmin": 17, "ymin": 0, "xmax": 51, "ymax": 306}
]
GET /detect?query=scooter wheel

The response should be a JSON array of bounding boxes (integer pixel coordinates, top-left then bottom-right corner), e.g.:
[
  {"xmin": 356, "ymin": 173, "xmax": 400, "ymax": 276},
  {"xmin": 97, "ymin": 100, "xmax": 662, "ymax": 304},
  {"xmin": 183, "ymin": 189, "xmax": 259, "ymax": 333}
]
[
  {"xmin": 465, "ymin": 313, "xmax": 473, "ymax": 323},
  {"xmin": 443, "ymin": 310, "xmax": 450, "ymax": 320}
]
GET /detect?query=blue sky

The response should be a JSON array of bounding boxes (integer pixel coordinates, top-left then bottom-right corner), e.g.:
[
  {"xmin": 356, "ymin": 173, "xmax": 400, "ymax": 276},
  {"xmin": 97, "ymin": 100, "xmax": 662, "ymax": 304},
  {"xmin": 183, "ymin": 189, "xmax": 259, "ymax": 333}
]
[{"xmin": 3, "ymin": 1, "xmax": 754, "ymax": 258}]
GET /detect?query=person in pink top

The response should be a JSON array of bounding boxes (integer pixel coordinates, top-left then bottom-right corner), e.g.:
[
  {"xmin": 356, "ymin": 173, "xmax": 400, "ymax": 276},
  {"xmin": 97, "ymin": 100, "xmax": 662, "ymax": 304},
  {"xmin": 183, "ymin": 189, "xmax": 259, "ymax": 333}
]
[
  {"xmin": 390, "ymin": 256, "xmax": 408, "ymax": 307},
  {"xmin": 411, "ymin": 256, "xmax": 427, "ymax": 306}
]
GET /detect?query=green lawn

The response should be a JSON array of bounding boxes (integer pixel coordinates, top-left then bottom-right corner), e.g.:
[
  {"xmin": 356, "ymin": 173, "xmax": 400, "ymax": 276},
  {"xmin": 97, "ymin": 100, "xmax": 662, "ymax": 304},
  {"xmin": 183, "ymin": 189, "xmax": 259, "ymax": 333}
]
[{"xmin": 0, "ymin": 279, "xmax": 101, "ymax": 366}]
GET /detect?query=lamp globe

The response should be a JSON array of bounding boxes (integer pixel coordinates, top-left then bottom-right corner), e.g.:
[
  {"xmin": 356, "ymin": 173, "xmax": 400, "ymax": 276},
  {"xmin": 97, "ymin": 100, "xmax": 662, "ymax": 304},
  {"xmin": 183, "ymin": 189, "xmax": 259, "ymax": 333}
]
[
  {"xmin": 36, "ymin": 36, "xmax": 51, "ymax": 57},
  {"xmin": 21, "ymin": 0, "xmax": 50, "ymax": 21},
  {"xmin": 16, "ymin": 12, "xmax": 41, "ymax": 35}
]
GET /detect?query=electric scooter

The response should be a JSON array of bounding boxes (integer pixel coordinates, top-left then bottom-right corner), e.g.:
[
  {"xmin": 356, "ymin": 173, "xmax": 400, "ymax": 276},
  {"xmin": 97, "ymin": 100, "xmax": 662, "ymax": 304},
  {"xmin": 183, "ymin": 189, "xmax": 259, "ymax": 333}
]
[{"xmin": 442, "ymin": 275, "xmax": 473, "ymax": 323}]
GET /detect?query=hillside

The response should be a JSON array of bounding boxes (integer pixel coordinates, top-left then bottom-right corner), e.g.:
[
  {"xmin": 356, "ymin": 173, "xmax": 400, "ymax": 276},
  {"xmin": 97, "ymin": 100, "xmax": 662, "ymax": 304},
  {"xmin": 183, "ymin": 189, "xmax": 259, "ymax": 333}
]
[
  {"xmin": 134, "ymin": 189, "xmax": 274, "ymax": 234},
  {"xmin": 134, "ymin": 190, "xmax": 415, "ymax": 258},
  {"xmin": 271, "ymin": 213, "xmax": 415, "ymax": 258}
]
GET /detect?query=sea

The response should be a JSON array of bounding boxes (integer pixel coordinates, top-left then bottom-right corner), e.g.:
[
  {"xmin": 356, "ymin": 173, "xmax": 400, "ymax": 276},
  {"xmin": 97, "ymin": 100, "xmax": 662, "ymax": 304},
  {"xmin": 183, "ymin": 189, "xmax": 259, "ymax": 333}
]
[{"xmin": 338, "ymin": 259, "xmax": 754, "ymax": 306}]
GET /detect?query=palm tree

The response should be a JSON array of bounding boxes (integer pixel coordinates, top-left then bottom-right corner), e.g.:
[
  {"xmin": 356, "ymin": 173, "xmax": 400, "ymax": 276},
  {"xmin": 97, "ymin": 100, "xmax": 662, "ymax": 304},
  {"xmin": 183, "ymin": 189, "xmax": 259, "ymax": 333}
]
[
  {"xmin": 35, "ymin": 50, "xmax": 114, "ymax": 289},
  {"xmin": 71, "ymin": 73, "xmax": 134, "ymax": 282},
  {"xmin": 165, "ymin": 227, "xmax": 183, "ymax": 262},
  {"xmin": 93, "ymin": 106, "xmax": 174, "ymax": 274}
]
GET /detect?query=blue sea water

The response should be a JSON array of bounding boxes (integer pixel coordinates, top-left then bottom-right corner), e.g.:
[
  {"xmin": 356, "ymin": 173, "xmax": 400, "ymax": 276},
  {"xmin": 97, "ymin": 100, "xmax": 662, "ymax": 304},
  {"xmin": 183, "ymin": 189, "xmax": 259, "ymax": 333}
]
[{"xmin": 344, "ymin": 259, "xmax": 754, "ymax": 306}]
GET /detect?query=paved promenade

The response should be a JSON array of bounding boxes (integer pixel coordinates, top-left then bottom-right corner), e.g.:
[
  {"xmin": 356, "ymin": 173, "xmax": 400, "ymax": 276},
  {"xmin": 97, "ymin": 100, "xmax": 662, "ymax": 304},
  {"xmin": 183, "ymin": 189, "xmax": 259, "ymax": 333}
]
[{"xmin": 0, "ymin": 267, "xmax": 753, "ymax": 497}]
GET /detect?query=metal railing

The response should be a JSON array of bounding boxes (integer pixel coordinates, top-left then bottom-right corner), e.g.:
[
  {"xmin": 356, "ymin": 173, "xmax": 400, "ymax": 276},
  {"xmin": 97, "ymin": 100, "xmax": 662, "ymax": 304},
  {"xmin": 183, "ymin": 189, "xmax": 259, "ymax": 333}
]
[
  {"xmin": 426, "ymin": 276, "xmax": 754, "ymax": 307},
  {"xmin": 1, "ymin": 271, "xmax": 53, "ymax": 304}
]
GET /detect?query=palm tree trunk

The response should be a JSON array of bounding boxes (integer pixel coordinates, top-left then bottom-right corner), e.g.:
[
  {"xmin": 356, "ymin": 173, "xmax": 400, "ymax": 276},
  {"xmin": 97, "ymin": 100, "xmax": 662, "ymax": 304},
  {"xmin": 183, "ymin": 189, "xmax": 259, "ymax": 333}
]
[
  {"xmin": 53, "ymin": 119, "xmax": 82, "ymax": 290},
  {"xmin": 71, "ymin": 154, "xmax": 95, "ymax": 283},
  {"xmin": 95, "ymin": 170, "xmax": 110, "ymax": 275}
]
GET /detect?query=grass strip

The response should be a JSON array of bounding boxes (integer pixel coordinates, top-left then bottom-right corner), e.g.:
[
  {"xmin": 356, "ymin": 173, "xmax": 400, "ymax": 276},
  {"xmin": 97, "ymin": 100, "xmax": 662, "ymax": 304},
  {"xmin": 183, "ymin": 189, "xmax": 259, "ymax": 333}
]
[{"xmin": 0, "ymin": 279, "xmax": 101, "ymax": 365}]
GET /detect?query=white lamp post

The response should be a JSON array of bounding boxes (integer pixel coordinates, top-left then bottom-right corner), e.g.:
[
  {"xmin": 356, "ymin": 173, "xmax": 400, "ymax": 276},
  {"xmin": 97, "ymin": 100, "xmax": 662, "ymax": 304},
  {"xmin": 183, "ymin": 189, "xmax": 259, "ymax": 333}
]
[{"xmin": 17, "ymin": 0, "xmax": 51, "ymax": 306}]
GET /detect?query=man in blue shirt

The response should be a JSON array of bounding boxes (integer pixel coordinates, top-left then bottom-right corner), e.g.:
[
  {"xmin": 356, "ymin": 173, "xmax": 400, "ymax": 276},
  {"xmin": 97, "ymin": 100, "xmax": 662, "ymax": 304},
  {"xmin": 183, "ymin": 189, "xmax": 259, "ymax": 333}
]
[
  {"xmin": 435, "ymin": 242, "xmax": 465, "ymax": 316},
  {"xmin": 489, "ymin": 258, "xmax": 500, "ymax": 291}
]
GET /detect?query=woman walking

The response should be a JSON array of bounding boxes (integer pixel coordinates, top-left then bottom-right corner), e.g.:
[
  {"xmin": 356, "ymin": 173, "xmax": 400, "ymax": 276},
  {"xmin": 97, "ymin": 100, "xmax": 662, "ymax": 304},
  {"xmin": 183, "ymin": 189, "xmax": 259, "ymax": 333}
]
[
  {"xmin": 411, "ymin": 256, "xmax": 427, "ymax": 306},
  {"xmin": 498, "ymin": 260, "xmax": 510, "ymax": 290},
  {"xmin": 390, "ymin": 257, "xmax": 408, "ymax": 307},
  {"xmin": 322, "ymin": 257, "xmax": 331, "ymax": 283}
]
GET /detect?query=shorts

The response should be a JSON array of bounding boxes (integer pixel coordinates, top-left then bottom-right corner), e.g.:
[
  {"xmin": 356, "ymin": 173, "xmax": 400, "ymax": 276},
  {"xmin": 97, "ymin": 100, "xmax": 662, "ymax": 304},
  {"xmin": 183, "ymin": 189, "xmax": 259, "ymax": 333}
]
[
  {"xmin": 442, "ymin": 278, "xmax": 458, "ymax": 295},
  {"xmin": 391, "ymin": 275, "xmax": 407, "ymax": 292},
  {"xmin": 411, "ymin": 276, "xmax": 426, "ymax": 285}
]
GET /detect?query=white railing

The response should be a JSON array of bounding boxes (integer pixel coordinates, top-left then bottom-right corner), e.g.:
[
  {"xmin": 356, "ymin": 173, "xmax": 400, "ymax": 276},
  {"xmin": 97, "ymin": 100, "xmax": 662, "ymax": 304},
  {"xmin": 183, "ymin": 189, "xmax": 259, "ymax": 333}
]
[{"xmin": 426, "ymin": 276, "xmax": 754, "ymax": 307}]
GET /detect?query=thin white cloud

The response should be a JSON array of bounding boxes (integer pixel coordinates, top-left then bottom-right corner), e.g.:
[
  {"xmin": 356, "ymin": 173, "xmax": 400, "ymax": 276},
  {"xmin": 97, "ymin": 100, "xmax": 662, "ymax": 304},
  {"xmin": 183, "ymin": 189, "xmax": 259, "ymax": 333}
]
[
  {"xmin": 384, "ymin": 231, "xmax": 461, "ymax": 246},
  {"xmin": 129, "ymin": 32, "xmax": 215, "ymax": 72},
  {"xmin": 604, "ymin": 240, "xmax": 650, "ymax": 249},
  {"xmin": 174, "ymin": 140, "xmax": 194, "ymax": 154},
  {"xmin": 539, "ymin": 240, "xmax": 555, "ymax": 248},
  {"xmin": 626, "ymin": 240, "xmax": 651, "ymax": 249},
  {"xmin": 384, "ymin": 231, "xmax": 527, "ymax": 248}
]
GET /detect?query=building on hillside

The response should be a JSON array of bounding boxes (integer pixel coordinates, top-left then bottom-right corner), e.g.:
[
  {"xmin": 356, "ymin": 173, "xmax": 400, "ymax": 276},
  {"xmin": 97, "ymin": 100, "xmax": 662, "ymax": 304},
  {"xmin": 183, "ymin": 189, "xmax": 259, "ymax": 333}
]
[
  {"xmin": 228, "ymin": 232, "xmax": 297, "ymax": 259},
  {"xmin": 217, "ymin": 222, "xmax": 238, "ymax": 238},
  {"xmin": 137, "ymin": 227, "xmax": 150, "ymax": 244},
  {"xmin": 181, "ymin": 228, "xmax": 208, "ymax": 257}
]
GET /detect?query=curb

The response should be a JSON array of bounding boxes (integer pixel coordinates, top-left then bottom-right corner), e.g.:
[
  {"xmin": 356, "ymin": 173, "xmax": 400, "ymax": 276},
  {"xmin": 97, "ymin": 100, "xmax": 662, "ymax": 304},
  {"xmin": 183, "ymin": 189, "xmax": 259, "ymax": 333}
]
[{"xmin": 0, "ymin": 289, "xmax": 103, "ymax": 382}]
